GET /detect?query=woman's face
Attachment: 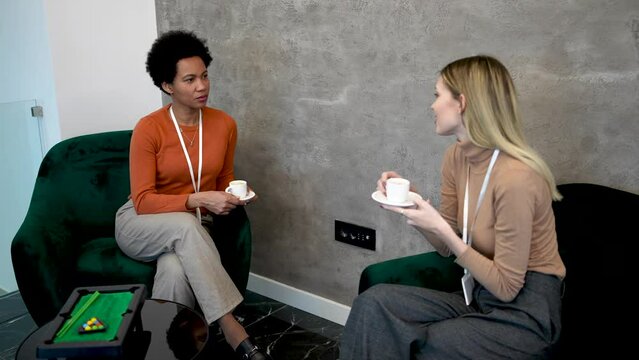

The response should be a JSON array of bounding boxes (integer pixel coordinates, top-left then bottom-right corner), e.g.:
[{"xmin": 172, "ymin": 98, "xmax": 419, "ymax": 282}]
[
  {"xmin": 164, "ymin": 56, "xmax": 210, "ymax": 110},
  {"xmin": 431, "ymin": 77, "xmax": 466, "ymax": 139}
]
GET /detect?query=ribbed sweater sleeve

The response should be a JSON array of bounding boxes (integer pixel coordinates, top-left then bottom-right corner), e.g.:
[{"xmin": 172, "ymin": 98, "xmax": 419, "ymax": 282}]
[
  {"xmin": 434, "ymin": 145, "xmax": 458, "ymax": 257},
  {"xmin": 130, "ymin": 116, "xmax": 190, "ymax": 213}
]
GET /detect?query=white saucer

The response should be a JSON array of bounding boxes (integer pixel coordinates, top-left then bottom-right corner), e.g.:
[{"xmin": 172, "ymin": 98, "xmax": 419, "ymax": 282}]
[
  {"xmin": 371, "ymin": 190, "xmax": 422, "ymax": 207},
  {"xmin": 225, "ymin": 187, "xmax": 256, "ymax": 201}
]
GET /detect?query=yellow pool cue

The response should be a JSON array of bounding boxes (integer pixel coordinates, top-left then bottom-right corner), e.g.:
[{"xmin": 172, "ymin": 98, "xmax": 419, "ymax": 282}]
[{"xmin": 56, "ymin": 291, "xmax": 101, "ymax": 338}]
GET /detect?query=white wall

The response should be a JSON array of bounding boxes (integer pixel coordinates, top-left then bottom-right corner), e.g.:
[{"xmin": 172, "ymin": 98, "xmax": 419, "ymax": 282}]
[
  {"xmin": 44, "ymin": 0, "xmax": 162, "ymax": 139},
  {"xmin": 0, "ymin": 0, "xmax": 159, "ymax": 293},
  {"xmin": 0, "ymin": 0, "xmax": 60, "ymax": 152},
  {"xmin": 0, "ymin": 0, "xmax": 61, "ymax": 293}
]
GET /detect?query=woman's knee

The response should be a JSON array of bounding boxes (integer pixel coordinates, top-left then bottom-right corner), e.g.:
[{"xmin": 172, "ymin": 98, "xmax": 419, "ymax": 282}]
[
  {"xmin": 156, "ymin": 253, "xmax": 188, "ymax": 283},
  {"xmin": 362, "ymin": 283, "xmax": 396, "ymax": 300},
  {"xmin": 153, "ymin": 253, "xmax": 196, "ymax": 307},
  {"xmin": 353, "ymin": 284, "xmax": 395, "ymax": 311}
]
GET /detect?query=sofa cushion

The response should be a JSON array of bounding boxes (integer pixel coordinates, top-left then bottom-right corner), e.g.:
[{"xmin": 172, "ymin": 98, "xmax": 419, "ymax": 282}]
[
  {"xmin": 359, "ymin": 252, "xmax": 463, "ymax": 294},
  {"xmin": 77, "ymin": 237, "xmax": 156, "ymax": 286}
]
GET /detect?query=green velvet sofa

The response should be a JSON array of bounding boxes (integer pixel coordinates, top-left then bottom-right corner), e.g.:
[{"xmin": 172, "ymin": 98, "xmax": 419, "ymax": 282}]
[
  {"xmin": 359, "ymin": 183, "xmax": 636, "ymax": 358},
  {"xmin": 11, "ymin": 130, "xmax": 252, "ymax": 326}
]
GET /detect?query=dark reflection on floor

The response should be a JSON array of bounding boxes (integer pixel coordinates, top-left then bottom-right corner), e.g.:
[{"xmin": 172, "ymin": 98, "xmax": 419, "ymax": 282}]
[
  {"xmin": 203, "ymin": 291, "xmax": 342, "ymax": 359},
  {"xmin": 0, "ymin": 290, "xmax": 342, "ymax": 360}
]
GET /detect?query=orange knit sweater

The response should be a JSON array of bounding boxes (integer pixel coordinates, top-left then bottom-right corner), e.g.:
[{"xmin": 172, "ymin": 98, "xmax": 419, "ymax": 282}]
[{"xmin": 129, "ymin": 104, "xmax": 237, "ymax": 214}]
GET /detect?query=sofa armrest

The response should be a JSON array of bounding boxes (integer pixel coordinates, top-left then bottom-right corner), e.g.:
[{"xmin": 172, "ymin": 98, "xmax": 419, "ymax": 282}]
[
  {"xmin": 358, "ymin": 251, "xmax": 463, "ymax": 294},
  {"xmin": 11, "ymin": 208, "xmax": 77, "ymax": 325}
]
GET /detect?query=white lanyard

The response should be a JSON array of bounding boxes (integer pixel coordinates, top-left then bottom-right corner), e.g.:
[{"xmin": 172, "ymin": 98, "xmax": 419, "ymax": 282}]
[
  {"xmin": 460, "ymin": 149, "xmax": 498, "ymax": 305},
  {"xmin": 169, "ymin": 106, "xmax": 203, "ymax": 222},
  {"xmin": 462, "ymin": 149, "xmax": 500, "ymax": 247}
]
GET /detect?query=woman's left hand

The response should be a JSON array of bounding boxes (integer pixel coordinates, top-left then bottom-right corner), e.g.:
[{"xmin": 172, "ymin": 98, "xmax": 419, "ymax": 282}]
[
  {"xmin": 382, "ymin": 197, "xmax": 449, "ymax": 238},
  {"xmin": 188, "ymin": 191, "xmax": 243, "ymax": 215},
  {"xmin": 244, "ymin": 187, "xmax": 258, "ymax": 205},
  {"xmin": 383, "ymin": 197, "xmax": 467, "ymax": 255}
]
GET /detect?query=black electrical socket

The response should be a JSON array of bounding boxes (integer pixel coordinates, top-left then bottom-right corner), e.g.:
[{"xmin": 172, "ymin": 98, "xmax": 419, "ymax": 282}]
[{"xmin": 335, "ymin": 220, "xmax": 376, "ymax": 250}]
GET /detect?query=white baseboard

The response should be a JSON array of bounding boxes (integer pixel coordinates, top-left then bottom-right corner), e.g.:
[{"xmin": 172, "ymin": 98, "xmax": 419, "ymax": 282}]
[{"xmin": 247, "ymin": 273, "xmax": 351, "ymax": 326}]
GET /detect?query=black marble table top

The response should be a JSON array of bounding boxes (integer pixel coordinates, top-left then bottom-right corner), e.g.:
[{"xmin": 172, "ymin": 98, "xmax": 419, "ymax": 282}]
[{"xmin": 1, "ymin": 291, "xmax": 343, "ymax": 360}]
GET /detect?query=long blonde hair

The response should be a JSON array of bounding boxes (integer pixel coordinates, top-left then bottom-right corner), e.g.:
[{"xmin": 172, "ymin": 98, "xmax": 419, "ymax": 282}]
[{"xmin": 440, "ymin": 55, "xmax": 562, "ymax": 200}]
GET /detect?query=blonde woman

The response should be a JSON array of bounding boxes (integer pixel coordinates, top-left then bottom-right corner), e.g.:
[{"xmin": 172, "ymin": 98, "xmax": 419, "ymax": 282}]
[{"xmin": 341, "ymin": 56, "xmax": 565, "ymax": 359}]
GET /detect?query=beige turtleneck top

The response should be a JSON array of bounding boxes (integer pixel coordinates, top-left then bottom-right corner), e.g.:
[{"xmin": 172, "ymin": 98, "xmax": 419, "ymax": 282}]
[{"xmin": 430, "ymin": 140, "xmax": 566, "ymax": 302}]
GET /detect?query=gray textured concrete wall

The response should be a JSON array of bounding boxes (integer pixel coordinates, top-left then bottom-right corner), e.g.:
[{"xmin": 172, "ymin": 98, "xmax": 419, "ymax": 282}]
[{"xmin": 156, "ymin": 0, "xmax": 639, "ymax": 306}]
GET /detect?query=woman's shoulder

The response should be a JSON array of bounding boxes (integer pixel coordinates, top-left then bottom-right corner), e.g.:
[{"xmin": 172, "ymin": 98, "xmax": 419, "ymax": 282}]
[
  {"xmin": 135, "ymin": 105, "xmax": 171, "ymax": 129},
  {"xmin": 494, "ymin": 154, "xmax": 546, "ymax": 192},
  {"xmin": 202, "ymin": 107, "xmax": 237, "ymax": 131},
  {"xmin": 203, "ymin": 107, "xmax": 234, "ymax": 122},
  {"xmin": 497, "ymin": 153, "xmax": 537, "ymax": 175}
]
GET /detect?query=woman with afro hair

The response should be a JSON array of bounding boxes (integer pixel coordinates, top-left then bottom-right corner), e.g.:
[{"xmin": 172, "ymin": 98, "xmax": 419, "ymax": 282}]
[{"xmin": 115, "ymin": 30, "xmax": 269, "ymax": 360}]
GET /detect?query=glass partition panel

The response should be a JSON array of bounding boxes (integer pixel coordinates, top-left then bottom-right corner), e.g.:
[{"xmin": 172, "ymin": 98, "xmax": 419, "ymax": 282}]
[{"xmin": 0, "ymin": 99, "xmax": 44, "ymax": 292}]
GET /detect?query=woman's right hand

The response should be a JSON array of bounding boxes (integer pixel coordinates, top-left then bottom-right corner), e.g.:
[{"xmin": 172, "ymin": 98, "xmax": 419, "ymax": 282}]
[
  {"xmin": 187, "ymin": 191, "xmax": 244, "ymax": 215},
  {"xmin": 377, "ymin": 171, "xmax": 402, "ymax": 195},
  {"xmin": 377, "ymin": 171, "xmax": 419, "ymax": 195}
]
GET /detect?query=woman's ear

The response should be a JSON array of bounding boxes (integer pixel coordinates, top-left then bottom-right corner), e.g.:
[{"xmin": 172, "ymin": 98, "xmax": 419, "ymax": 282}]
[
  {"xmin": 458, "ymin": 94, "xmax": 466, "ymax": 114},
  {"xmin": 161, "ymin": 82, "xmax": 173, "ymax": 95}
]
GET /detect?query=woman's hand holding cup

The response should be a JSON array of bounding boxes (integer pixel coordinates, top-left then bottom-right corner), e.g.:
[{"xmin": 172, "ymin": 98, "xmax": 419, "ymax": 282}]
[
  {"xmin": 377, "ymin": 171, "xmax": 402, "ymax": 194},
  {"xmin": 187, "ymin": 190, "xmax": 242, "ymax": 215},
  {"xmin": 228, "ymin": 180, "xmax": 248, "ymax": 198},
  {"xmin": 226, "ymin": 179, "xmax": 258, "ymax": 205},
  {"xmin": 377, "ymin": 171, "xmax": 418, "ymax": 196}
]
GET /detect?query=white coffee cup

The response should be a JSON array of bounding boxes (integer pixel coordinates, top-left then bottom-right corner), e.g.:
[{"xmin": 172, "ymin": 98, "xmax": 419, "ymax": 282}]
[
  {"xmin": 385, "ymin": 178, "xmax": 410, "ymax": 203},
  {"xmin": 228, "ymin": 180, "xmax": 248, "ymax": 198}
]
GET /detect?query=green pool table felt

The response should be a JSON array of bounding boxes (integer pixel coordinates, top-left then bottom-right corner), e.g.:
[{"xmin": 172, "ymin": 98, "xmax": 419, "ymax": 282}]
[{"xmin": 53, "ymin": 291, "xmax": 133, "ymax": 343}]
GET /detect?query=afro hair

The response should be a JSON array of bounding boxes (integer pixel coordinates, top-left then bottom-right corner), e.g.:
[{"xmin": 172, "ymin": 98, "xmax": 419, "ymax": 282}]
[{"xmin": 146, "ymin": 30, "xmax": 212, "ymax": 94}]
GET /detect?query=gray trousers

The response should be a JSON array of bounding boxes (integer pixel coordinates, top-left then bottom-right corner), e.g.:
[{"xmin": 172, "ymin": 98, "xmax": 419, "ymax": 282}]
[
  {"xmin": 340, "ymin": 271, "xmax": 562, "ymax": 360},
  {"xmin": 114, "ymin": 199, "xmax": 243, "ymax": 325}
]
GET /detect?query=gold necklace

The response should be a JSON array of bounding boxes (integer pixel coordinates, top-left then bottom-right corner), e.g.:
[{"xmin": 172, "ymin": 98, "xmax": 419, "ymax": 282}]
[{"xmin": 180, "ymin": 124, "xmax": 199, "ymax": 146}]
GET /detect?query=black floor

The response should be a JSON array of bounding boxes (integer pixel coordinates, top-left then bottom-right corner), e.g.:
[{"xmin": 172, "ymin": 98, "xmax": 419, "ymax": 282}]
[
  {"xmin": 0, "ymin": 292, "xmax": 37, "ymax": 360},
  {"xmin": 0, "ymin": 290, "xmax": 342, "ymax": 360}
]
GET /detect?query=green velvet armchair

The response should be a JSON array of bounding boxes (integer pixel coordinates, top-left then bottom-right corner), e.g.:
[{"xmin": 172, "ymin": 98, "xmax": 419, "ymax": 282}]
[
  {"xmin": 11, "ymin": 130, "xmax": 252, "ymax": 326},
  {"xmin": 358, "ymin": 183, "xmax": 636, "ymax": 358}
]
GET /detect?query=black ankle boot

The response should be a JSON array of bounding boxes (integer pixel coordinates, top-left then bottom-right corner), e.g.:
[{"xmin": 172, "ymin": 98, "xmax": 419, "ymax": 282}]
[{"xmin": 235, "ymin": 337, "xmax": 270, "ymax": 360}]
